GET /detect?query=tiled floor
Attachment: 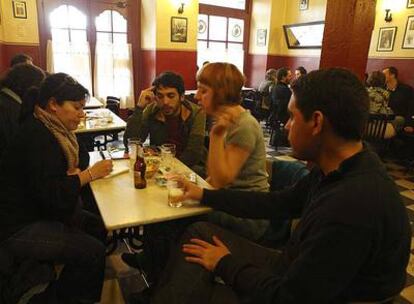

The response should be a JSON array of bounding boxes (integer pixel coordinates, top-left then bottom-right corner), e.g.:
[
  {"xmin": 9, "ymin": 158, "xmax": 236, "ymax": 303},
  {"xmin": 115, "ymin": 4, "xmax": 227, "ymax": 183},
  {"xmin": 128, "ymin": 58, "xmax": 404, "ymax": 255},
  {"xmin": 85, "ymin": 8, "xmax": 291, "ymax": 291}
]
[{"xmin": 99, "ymin": 130, "xmax": 414, "ymax": 303}]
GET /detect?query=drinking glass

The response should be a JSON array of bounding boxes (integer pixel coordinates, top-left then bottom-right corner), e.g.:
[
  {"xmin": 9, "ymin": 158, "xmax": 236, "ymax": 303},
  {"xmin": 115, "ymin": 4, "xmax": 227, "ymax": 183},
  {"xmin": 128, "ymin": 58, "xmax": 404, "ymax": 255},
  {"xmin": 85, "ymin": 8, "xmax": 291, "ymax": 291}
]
[
  {"xmin": 161, "ymin": 144, "xmax": 176, "ymax": 157},
  {"xmin": 167, "ymin": 180, "xmax": 183, "ymax": 208},
  {"xmin": 160, "ymin": 144, "xmax": 176, "ymax": 168},
  {"xmin": 128, "ymin": 138, "xmax": 141, "ymax": 168}
]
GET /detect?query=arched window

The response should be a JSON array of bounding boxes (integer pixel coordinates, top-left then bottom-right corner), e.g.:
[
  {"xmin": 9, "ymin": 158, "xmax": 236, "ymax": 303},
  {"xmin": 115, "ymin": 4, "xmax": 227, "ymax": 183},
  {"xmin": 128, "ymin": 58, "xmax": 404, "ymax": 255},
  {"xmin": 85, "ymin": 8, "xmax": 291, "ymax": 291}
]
[
  {"xmin": 48, "ymin": 5, "xmax": 92, "ymax": 92},
  {"xmin": 94, "ymin": 10, "xmax": 134, "ymax": 109}
]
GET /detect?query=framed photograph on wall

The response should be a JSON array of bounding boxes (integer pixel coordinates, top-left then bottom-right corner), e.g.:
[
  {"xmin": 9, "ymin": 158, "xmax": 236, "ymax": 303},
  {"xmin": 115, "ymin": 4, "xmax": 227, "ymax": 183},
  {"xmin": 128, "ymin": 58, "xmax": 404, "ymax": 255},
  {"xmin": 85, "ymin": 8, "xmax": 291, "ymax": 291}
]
[
  {"xmin": 256, "ymin": 29, "xmax": 267, "ymax": 47},
  {"xmin": 12, "ymin": 1, "xmax": 27, "ymax": 19},
  {"xmin": 299, "ymin": 0, "xmax": 309, "ymax": 10},
  {"xmin": 407, "ymin": 0, "xmax": 414, "ymax": 8},
  {"xmin": 171, "ymin": 17, "xmax": 187, "ymax": 43},
  {"xmin": 402, "ymin": 16, "xmax": 414, "ymax": 49},
  {"xmin": 377, "ymin": 27, "xmax": 397, "ymax": 52}
]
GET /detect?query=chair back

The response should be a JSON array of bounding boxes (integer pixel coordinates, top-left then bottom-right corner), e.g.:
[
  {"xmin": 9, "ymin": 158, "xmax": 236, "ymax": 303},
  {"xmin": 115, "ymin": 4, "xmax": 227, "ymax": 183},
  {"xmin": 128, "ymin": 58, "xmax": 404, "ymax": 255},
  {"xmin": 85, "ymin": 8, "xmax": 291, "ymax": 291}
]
[
  {"xmin": 363, "ymin": 113, "xmax": 395, "ymax": 155},
  {"xmin": 106, "ymin": 96, "xmax": 120, "ymax": 115}
]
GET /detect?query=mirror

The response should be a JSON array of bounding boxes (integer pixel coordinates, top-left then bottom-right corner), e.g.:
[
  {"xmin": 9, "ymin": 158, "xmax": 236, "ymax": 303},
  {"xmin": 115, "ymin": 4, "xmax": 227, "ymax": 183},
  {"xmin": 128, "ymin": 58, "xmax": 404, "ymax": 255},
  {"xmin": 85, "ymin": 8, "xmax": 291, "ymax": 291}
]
[{"xmin": 283, "ymin": 21, "xmax": 325, "ymax": 49}]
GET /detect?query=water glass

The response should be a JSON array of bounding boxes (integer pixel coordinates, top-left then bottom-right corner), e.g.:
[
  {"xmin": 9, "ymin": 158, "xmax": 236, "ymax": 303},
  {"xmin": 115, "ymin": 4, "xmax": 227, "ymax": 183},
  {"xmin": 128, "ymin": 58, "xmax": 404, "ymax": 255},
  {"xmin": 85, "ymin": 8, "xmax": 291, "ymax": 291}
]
[
  {"xmin": 167, "ymin": 180, "xmax": 183, "ymax": 208},
  {"xmin": 128, "ymin": 138, "xmax": 141, "ymax": 168},
  {"xmin": 160, "ymin": 144, "xmax": 176, "ymax": 168}
]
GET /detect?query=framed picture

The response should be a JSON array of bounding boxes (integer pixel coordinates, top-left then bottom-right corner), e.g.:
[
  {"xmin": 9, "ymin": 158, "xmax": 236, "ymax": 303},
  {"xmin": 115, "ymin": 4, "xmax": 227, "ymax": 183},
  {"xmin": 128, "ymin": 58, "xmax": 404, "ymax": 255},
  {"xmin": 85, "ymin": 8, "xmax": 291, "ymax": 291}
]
[
  {"xmin": 402, "ymin": 16, "xmax": 414, "ymax": 49},
  {"xmin": 171, "ymin": 17, "xmax": 187, "ymax": 43},
  {"xmin": 377, "ymin": 27, "xmax": 397, "ymax": 52},
  {"xmin": 256, "ymin": 29, "xmax": 267, "ymax": 47},
  {"xmin": 408, "ymin": 0, "xmax": 414, "ymax": 8},
  {"xmin": 12, "ymin": 1, "xmax": 27, "ymax": 19},
  {"xmin": 283, "ymin": 21, "xmax": 324, "ymax": 49},
  {"xmin": 299, "ymin": 0, "xmax": 309, "ymax": 10}
]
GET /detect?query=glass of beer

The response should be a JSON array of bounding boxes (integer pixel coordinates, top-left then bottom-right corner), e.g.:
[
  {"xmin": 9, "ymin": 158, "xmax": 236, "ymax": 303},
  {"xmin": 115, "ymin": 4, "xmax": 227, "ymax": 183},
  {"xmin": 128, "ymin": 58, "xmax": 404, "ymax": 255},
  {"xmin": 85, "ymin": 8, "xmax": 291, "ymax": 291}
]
[{"xmin": 167, "ymin": 180, "xmax": 183, "ymax": 208}]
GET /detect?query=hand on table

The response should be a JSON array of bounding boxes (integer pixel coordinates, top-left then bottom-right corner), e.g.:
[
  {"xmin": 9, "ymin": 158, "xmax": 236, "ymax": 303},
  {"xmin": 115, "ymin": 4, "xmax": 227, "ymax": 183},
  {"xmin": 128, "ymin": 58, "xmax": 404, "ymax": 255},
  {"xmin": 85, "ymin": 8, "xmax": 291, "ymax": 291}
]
[
  {"xmin": 173, "ymin": 176, "xmax": 204, "ymax": 201},
  {"xmin": 137, "ymin": 87, "xmax": 156, "ymax": 109},
  {"xmin": 90, "ymin": 159, "xmax": 113, "ymax": 179},
  {"xmin": 182, "ymin": 236, "xmax": 230, "ymax": 271}
]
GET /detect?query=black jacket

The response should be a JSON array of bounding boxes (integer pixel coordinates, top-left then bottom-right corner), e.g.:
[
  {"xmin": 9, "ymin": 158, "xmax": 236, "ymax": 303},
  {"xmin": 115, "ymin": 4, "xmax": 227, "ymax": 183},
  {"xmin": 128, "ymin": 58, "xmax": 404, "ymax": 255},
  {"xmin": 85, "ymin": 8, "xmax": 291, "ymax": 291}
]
[
  {"xmin": 271, "ymin": 82, "xmax": 292, "ymax": 124},
  {"xmin": 0, "ymin": 116, "xmax": 89, "ymax": 242},
  {"xmin": 388, "ymin": 83, "xmax": 414, "ymax": 119},
  {"xmin": 203, "ymin": 148, "xmax": 410, "ymax": 303}
]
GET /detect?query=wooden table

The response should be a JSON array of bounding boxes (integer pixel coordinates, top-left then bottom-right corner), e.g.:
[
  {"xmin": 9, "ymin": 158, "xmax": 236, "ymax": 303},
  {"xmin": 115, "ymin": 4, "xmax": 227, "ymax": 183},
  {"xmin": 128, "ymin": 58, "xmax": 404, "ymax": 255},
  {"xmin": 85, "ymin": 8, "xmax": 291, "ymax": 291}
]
[
  {"xmin": 85, "ymin": 96, "xmax": 104, "ymax": 109},
  {"xmin": 76, "ymin": 108, "xmax": 126, "ymax": 135},
  {"xmin": 89, "ymin": 152, "xmax": 211, "ymax": 231}
]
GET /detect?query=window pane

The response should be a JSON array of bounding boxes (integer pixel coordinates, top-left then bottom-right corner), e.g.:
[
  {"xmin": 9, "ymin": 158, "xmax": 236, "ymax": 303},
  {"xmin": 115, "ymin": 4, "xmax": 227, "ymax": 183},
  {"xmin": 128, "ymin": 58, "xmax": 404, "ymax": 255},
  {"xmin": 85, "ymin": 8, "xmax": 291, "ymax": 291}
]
[
  {"xmin": 97, "ymin": 32, "xmax": 112, "ymax": 43},
  {"xmin": 96, "ymin": 10, "xmax": 112, "ymax": 32},
  {"xmin": 228, "ymin": 42, "xmax": 243, "ymax": 50},
  {"xmin": 68, "ymin": 6, "xmax": 87, "ymax": 29},
  {"xmin": 50, "ymin": 5, "xmax": 69, "ymax": 29},
  {"xmin": 52, "ymin": 28, "xmax": 69, "ymax": 42},
  {"xmin": 209, "ymin": 16, "xmax": 227, "ymax": 41},
  {"xmin": 228, "ymin": 18, "xmax": 243, "ymax": 42},
  {"xmin": 114, "ymin": 33, "xmax": 127, "ymax": 44},
  {"xmin": 112, "ymin": 11, "xmax": 127, "ymax": 33},
  {"xmin": 198, "ymin": 14, "xmax": 208, "ymax": 40},
  {"xmin": 199, "ymin": 0, "xmax": 245, "ymax": 10},
  {"xmin": 71, "ymin": 29, "xmax": 87, "ymax": 42}
]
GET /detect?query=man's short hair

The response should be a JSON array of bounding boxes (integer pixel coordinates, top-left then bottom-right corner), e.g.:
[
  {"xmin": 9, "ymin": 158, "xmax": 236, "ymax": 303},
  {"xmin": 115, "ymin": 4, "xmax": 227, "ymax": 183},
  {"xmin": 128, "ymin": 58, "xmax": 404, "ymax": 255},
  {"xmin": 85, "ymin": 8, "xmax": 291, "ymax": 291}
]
[
  {"xmin": 152, "ymin": 71, "xmax": 185, "ymax": 96},
  {"xmin": 296, "ymin": 66, "xmax": 307, "ymax": 76},
  {"xmin": 291, "ymin": 68, "xmax": 369, "ymax": 141},
  {"xmin": 277, "ymin": 67, "xmax": 290, "ymax": 82},
  {"xmin": 385, "ymin": 66, "xmax": 398, "ymax": 79},
  {"xmin": 10, "ymin": 53, "xmax": 33, "ymax": 67}
]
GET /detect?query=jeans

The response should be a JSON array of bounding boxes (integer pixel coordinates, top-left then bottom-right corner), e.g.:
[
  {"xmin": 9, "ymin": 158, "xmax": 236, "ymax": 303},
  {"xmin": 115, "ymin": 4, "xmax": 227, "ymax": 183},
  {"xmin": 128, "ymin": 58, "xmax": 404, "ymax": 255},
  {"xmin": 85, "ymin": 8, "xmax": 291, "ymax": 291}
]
[
  {"xmin": 152, "ymin": 221, "xmax": 281, "ymax": 304},
  {"xmin": 0, "ymin": 210, "xmax": 106, "ymax": 303}
]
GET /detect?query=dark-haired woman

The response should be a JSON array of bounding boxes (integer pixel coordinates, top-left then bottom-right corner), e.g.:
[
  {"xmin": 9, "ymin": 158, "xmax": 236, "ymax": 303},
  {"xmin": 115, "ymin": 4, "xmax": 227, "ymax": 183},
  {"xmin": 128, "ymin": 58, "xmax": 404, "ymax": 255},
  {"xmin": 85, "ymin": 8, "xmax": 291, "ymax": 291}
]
[
  {"xmin": 0, "ymin": 63, "xmax": 45, "ymax": 158},
  {"xmin": 0, "ymin": 73, "xmax": 113, "ymax": 303}
]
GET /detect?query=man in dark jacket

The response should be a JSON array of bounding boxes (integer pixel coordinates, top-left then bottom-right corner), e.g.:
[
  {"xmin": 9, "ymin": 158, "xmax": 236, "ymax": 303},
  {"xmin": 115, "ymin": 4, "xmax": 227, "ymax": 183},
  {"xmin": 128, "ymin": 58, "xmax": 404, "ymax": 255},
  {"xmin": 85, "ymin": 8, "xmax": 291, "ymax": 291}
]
[
  {"xmin": 143, "ymin": 68, "xmax": 410, "ymax": 304},
  {"xmin": 270, "ymin": 67, "xmax": 292, "ymax": 125},
  {"xmin": 124, "ymin": 72, "xmax": 206, "ymax": 172}
]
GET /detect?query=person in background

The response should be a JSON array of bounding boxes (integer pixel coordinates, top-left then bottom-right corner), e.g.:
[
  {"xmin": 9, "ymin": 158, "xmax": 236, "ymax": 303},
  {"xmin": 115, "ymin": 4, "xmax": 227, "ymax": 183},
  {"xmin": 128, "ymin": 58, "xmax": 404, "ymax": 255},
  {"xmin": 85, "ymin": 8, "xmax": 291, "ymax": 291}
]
[
  {"xmin": 258, "ymin": 68, "xmax": 277, "ymax": 111},
  {"xmin": 196, "ymin": 62, "xmax": 269, "ymax": 241},
  {"xmin": 144, "ymin": 68, "xmax": 410, "ymax": 304},
  {"xmin": 383, "ymin": 66, "xmax": 414, "ymax": 123},
  {"xmin": 0, "ymin": 63, "xmax": 45, "ymax": 158},
  {"xmin": 124, "ymin": 71, "xmax": 206, "ymax": 174},
  {"xmin": 0, "ymin": 73, "xmax": 113, "ymax": 303},
  {"xmin": 294, "ymin": 66, "xmax": 307, "ymax": 79},
  {"xmin": 270, "ymin": 67, "xmax": 292, "ymax": 125},
  {"xmin": 10, "ymin": 53, "xmax": 33, "ymax": 67}
]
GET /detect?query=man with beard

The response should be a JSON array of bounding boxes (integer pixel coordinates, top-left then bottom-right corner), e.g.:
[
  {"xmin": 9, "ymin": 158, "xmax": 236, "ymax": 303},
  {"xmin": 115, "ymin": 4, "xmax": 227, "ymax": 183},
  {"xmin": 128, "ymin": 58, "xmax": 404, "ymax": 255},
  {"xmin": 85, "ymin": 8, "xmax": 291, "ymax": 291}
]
[{"xmin": 124, "ymin": 72, "xmax": 206, "ymax": 171}]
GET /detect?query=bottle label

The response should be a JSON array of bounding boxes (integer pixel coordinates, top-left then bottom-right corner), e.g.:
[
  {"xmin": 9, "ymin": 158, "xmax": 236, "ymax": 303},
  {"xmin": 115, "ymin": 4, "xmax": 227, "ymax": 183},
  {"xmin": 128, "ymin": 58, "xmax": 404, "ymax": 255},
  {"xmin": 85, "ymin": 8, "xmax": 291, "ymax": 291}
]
[{"xmin": 134, "ymin": 171, "xmax": 142, "ymax": 180}]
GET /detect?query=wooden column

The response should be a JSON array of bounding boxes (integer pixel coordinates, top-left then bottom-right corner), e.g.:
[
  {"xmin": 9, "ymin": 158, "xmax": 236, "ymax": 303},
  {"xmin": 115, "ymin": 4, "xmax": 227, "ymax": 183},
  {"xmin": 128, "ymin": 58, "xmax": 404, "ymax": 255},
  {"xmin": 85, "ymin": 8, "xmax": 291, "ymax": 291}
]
[{"xmin": 319, "ymin": 0, "xmax": 376, "ymax": 79}]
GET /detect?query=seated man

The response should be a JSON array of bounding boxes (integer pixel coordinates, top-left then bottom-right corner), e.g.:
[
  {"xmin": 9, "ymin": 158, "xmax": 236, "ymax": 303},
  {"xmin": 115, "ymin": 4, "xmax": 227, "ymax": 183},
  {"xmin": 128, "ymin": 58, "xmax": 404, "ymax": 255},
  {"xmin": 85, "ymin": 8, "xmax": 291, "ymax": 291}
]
[
  {"xmin": 124, "ymin": 72, "xmax": 206, "ymax": 173},
  {"xmin": 142, "ymin": 68, "xmax": 410, "ymax": 303}
]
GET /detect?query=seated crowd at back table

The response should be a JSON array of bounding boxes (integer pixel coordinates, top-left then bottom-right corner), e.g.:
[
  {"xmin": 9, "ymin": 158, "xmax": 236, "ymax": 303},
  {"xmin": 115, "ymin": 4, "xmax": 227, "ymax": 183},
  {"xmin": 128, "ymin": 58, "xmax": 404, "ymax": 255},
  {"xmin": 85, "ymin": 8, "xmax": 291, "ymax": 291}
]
[{"xmin": 0, "ymin": 52, "xmax": 412, "ymax": 303}]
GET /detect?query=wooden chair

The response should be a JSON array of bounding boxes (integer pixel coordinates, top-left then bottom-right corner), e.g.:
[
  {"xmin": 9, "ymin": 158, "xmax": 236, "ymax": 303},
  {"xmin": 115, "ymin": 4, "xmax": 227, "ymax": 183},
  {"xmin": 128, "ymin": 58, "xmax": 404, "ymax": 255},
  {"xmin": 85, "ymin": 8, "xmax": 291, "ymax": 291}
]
[{"xmin": 363, "ymin": 113, "xmax": 395, "ymax": 156}]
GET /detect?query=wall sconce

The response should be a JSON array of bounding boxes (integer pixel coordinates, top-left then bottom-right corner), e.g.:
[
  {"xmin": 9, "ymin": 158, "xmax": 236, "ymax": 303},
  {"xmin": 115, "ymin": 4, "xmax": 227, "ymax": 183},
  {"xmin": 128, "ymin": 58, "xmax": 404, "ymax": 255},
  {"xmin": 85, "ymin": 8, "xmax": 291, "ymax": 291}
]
[
  {"xmin": 178, "ymin": 2, "xmax": 185, "ymax": 14},
  {"xmin": 385, "ymin": 9, "xmax": 392, "ymax": 22}
]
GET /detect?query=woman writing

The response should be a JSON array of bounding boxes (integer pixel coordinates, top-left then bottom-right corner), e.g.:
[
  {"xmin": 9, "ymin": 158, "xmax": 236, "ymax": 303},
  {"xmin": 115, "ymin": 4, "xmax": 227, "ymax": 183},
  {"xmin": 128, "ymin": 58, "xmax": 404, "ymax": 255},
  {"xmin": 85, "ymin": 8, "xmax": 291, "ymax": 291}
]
[{"xmin": 0, "ymin": 73, "xmax": 112, "ymax": 303}]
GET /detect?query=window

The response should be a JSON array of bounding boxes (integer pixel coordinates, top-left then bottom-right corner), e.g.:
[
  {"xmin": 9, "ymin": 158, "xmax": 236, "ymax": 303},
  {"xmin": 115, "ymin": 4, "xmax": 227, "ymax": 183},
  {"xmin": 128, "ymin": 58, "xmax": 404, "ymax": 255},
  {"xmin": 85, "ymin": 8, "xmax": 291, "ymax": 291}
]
[
  {"xmin": 197, "ymin": 14, "xmax": 245, "ymax": 72},
  {"xmin": 199, "ymin": 0, "xmax": 246, "ymax": 10},
  {"xmin": 48, "ymin": 5, "xmax": 92, "ymax": 93},
  {"xmin": 94, "ymin": 10, "xmax": 134, "ymax": 109}
]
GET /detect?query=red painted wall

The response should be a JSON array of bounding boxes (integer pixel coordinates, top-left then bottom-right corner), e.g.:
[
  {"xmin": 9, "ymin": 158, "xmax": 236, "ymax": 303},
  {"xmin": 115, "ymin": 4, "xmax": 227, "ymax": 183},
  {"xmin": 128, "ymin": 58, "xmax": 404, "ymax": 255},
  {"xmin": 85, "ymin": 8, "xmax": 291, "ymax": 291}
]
[
  {"xmin": 366, "ymin": 58, "xmax": 414, "ymax": 88},
  {"xmin": 245, "ymin": 53, "xmax": 267, "ymax": 88},
  {"xmin": 0, "ymin": 43, "xmax": 5, "ymax": 75},
  {"xmin": 140, "ymin": 49, "xmax": 156, "ymax": 91},
  {"xmin": 0, "ymin": 43, "xmax": 41, "ymax": 76}
]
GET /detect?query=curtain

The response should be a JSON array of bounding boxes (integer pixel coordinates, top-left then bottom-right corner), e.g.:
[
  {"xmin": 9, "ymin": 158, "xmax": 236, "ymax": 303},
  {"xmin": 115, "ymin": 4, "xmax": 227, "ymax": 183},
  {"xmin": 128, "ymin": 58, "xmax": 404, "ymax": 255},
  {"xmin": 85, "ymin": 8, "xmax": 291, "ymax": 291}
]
[
  {"xmin": 94, "ymin": 42, "xmax": 135, "ymax": 109},
  {"xmin": 197, "ymin": 43, "xmax": 244, "ymax": 73},
  {"xmin": 46, "ymin": 40, "xmax": 93, "ymax": 94}
]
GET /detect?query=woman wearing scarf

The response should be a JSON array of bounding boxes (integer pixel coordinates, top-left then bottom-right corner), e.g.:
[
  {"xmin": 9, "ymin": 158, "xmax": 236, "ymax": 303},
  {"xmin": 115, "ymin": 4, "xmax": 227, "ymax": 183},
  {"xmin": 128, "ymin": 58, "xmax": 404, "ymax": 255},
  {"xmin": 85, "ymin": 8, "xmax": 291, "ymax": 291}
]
[{"xmin": 0, "ymin": 73, "xmax": 112, "ymax": 303}]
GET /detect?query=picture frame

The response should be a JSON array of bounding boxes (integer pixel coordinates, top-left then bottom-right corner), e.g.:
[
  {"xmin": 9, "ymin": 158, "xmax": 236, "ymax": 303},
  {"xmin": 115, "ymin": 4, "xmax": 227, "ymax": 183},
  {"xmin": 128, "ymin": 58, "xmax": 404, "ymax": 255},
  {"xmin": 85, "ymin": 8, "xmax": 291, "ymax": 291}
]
[
  {"xmin": 283, "ymin": 21, "xmax": 324, "ymax": 49},
  {"xmin": 171, "ymin": 17, "xmax": 187, "ymax": 43},
  {"xmin": 299, "ymin": 0, "xmax": 309, "ymax": 11},
  {"xmin": 12, "ymin": 1, "xmax": 27, "ymax": 19},
  {"xmin": 402, "ymin": 16, "xmax": 414, "ymax": 49},
  {"xmin": 256, "ymin": 29, "xmax": 267, "ymax": 47},
  {"xmin": 377, "ymin": 27, "xmax": 397, "ymax": 52},
  {"xmin": 408, "ymin": 0, "xmax": 414, "ymax": 8}
]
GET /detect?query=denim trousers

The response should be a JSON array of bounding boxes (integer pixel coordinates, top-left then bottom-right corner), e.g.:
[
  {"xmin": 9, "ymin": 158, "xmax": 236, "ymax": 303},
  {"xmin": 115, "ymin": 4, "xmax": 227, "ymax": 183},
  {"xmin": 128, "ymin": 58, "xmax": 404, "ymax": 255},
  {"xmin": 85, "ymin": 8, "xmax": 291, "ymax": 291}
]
[
  {"xmin": 0, "ymin": 210, "xmax": 106, "ymax": 303},
  {"xmin": 152, "ymin": 221, "xmax": 281, "ymax": 304}
]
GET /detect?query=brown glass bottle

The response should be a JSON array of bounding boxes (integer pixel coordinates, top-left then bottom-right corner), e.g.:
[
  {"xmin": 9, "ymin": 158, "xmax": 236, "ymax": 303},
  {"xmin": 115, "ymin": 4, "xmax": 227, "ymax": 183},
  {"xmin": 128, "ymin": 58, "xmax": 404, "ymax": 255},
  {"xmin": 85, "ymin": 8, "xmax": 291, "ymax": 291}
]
[{"xmin": 134, "ymin": 145, "xmax": 147, "ymax": 189}]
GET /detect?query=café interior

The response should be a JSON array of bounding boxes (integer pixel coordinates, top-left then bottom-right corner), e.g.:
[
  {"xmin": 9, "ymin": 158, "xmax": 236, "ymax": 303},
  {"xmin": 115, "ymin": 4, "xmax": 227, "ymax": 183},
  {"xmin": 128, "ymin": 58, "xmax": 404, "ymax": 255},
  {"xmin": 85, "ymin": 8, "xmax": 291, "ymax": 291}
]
[{"xmin": 1, "ymin": 0, "xmax": 414, "ymax": 303}]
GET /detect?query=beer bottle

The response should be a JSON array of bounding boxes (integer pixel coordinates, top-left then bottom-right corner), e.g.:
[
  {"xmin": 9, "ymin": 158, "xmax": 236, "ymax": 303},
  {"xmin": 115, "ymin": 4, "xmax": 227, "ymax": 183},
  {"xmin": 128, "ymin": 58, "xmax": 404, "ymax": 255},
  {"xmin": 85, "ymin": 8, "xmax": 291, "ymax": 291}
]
[{"xmin": 134, "ymin": 145, "xmax": 147, "ymax": 189}]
